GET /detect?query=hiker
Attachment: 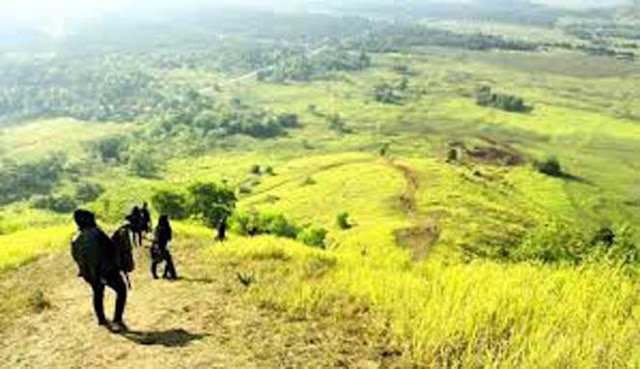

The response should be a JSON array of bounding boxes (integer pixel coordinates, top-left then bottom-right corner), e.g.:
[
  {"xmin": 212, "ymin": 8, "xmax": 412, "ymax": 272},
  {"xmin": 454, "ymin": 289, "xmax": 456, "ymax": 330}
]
[
  {"xmin": 71, "ymin": 209, "xmax": 128, "ymax": 331},
  {"xmin": 151, "ymin": 215, "xmax": 177, "ymax": 280},
  {"xmin": 129, "ymin": 206, "xmax": 143, "ymax": 247},
  {"xmin": 216, "ymin": 216, "xmax": 227, "ymax": 242},
  {"xmin": 141, "ymin": 202, "xmax": 152, "ymax": 236}
]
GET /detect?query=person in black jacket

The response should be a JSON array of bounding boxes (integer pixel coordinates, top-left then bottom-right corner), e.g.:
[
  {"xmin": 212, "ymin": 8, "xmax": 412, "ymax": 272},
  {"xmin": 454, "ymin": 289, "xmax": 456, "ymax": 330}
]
[
  {"xmin": 129, "ymin": 206, "xmax": 143, "ymax": 247},
  {"xmin": 216, "ymin": 216, "xmax": 227, "ymax": 242},
  {"xmin": 151, "ymin": 215, "xmax": 177, "ymax": 280},
  {"xmin": 71, "ymin": 210, "xmax": 128, "ymax": 332},
  {"xmin": 141, "ymin": 202, "xmax": 152, "ymax": 235}
]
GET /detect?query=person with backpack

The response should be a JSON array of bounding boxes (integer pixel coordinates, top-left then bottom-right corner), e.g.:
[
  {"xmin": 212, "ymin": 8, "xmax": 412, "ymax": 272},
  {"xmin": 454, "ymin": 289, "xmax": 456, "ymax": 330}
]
[
  {"xmin": 141, "ymin": 202, "xmax": 152, "ymax": 236},
  {"xmin": 129, "ymin": 206, "xmax": 144, "ymax": 247},
  {"xmin": 71, "ymin": 209, "xmax": 130, "ymax": 332},
  {"xmin": 151, "ymin": 215, "xmax": 177, "ymax": 280}
]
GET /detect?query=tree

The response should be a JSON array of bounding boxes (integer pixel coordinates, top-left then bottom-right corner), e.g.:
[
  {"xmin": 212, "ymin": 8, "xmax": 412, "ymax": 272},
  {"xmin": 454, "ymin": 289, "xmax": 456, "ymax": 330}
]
[
  {"xmin": 188, "ymin": 182, "xmax": 237, "ymax": 227},
  {"xmin": 152, "ymin": 190, "xmax": 189, "ymax": 219},
  {"xmin": 75, "ymin": 182, "xmax": 104, "ymax": 203},
  {"xmin": 128, "ymin": 146, "xmax": 159, "ymax": 178},
  {"xmin": 91, "ymin": 137, "xmax": 127, "ymax": 163}
]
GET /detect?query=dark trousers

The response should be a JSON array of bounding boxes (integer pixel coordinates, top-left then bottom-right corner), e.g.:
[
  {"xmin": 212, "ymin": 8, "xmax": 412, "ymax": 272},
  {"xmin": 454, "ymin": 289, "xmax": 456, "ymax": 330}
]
[
  {"xmin": 152, "ymin": 249, "xmax": 177, "ymax": 280},
  {"xmin": 134, "ymin": 231, "xmax": 143, "ymax": 247},
  {"xmin": 90, "ymin": 272, "xmax": 127, "ymax": 324}
]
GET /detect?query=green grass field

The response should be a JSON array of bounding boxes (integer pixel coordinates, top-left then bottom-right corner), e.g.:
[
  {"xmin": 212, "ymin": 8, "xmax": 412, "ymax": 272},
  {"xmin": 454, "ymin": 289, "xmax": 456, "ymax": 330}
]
[{"xmin": 2, "ymin": 45, "xmax": 640, "ymax": 367}]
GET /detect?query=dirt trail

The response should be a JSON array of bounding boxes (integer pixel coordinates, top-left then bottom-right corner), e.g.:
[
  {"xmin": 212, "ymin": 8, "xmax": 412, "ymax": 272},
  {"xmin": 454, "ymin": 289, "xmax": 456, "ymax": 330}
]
[
  {"xmin": 0, "ymin": 240, "xmax": 393, "ymax": 369},
  {"xmin": 386, "ymin": 160, "xmax": 442, "ymax": 261}
]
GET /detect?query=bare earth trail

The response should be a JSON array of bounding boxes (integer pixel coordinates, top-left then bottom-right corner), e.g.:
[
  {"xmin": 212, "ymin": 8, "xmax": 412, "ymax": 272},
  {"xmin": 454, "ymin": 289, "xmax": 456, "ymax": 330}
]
[
  {"xmin": 0, "ymin": 239, "xmax": 393, "ymax": 369},
  {"xmin": 386, "ymin": 159, "xmax": 443, "ymax": 261}
]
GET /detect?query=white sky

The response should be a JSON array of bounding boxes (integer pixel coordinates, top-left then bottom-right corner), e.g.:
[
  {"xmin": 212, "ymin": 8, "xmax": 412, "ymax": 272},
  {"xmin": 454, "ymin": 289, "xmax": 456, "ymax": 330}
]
[
  {"xmin": 0, "ymin": 0, "xmax": 629, "ymax": 26},
  {"xmin": 0, "ymin": 0, "xmax": 132, "ymax": 22}
]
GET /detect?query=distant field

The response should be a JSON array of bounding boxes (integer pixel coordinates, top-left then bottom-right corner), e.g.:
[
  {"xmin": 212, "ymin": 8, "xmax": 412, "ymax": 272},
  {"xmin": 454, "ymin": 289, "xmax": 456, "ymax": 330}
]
[{"xmin": 0, "ymin": 118, "xmax": 135, "ymax": 161}]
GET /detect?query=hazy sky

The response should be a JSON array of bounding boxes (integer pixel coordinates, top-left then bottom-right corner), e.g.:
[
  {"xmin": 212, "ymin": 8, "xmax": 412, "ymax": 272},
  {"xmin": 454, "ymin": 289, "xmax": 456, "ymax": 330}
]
[{"xmin": 0, "ymin": 0, "xmax": 630, "ymax": 32}]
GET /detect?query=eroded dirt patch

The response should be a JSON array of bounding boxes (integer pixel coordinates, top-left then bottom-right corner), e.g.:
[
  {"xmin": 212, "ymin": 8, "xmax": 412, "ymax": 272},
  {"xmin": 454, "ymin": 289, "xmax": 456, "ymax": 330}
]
[{"xmin": 394, "ymin": 223, "xmax": 441, "ymax": 261}]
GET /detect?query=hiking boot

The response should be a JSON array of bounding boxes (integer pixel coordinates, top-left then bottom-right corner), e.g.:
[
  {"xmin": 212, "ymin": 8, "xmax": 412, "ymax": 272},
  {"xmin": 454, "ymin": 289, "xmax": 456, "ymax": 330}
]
[{"xmin": 110, "ymin": 321, "xmax": 129, "ymax": 334}]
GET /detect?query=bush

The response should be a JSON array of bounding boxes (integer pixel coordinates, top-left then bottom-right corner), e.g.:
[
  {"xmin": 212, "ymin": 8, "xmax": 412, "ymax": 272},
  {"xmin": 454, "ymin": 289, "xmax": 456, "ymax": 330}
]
[
  {"xmin": 297, "ymin": 226, "xmax": 328, "ymax": 248},
  {"xmin": 264, "ymin": 166, "xmax": 275, "ymax": 176},
  {"xmin": 250, "ymin": 164, "xmax": 261, "ymax": 175},
  {"xmin": 75, "ymin": 182, "xmax": 104, "ymax": 204},
  {"xmin": 33, "ymin": 194, "xmax": 78, "ymax": 214},
  {"xmin": 336, "ymin": 212, "xmax": 352, "ymax": 230},
  {"xmin": 230, "ymin": 211, "xmax": 326, "ymax": 248},
  {"xmin": 128, "ymin": 146, "xmax": 159, "ymax": 178},
  {"xmin": 188, "ymin": 182, "xmax": 237, "ymax": 227},
  {"xmin": 90, "ymin": 136, "xmax": 127, "ymax": 163},
  {"xmin": 302, "ymin": 176, "xmax": 317, "ymax": 186},
  {"xmin": 262, "ymin": 212, "xmax": 300, "ymax": 238},
  {"xmin": 476, "ymin": 85, "xmax": 530, "ymax": 113},
  {"xmin": 327, "ymin": 114, "xmax": 347, "ymax": 133},
  {"xmin": 151, "ymin": 190, "xmax": 189, "ymax": 219},
  {"xmin": 536, "ymin": 157, "xmax": 563, "ymax": 177},
  {"xmin": 374, "ymin": 83, "xmax": 403, "ymax": 104},
  {"xmin": 276, "ymin": 113, "xmax": 300, "ymax": 128},
  {"xmin": 238, "ymin": 184, "xmax": 253, "ymax": 194},
  {"xmin": 0, "ymin": 154, "xmax": 67, "ymax": 205}
]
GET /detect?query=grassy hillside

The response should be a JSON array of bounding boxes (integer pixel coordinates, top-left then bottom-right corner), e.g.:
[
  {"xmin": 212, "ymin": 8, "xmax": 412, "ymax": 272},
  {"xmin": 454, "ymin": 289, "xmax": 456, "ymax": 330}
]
[{"xmin": 2, "ymin": 8, "xmax": 640, "ymax": 367}]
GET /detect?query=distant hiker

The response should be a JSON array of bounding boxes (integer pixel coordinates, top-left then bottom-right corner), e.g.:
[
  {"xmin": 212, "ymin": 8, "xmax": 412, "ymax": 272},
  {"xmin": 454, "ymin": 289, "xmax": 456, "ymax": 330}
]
[
  {"xmin": 129, "ymin": 206, "xmax": 143, "ymax": 247},
  {"xmin": 141, "ymin": 202, "xmax": 152, "ymax": 235},
  {"xmin": 151, "ymin": 215, "xmax": 177, "ymax": 280},
  {"xmin": 216, "ymin": 216, "xmax": 227, "ymax": 242},
  {"xmin": 71, "ymin": 209, "xmax": 129, "ymax": 332}
]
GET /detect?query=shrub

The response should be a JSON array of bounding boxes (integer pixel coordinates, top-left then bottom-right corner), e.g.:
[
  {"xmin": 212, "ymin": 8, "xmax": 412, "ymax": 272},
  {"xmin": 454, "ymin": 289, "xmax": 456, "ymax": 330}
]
[
  {"xmin": 230, "ymin": 211, "xmax": 325, "ymax": 248},
  {"xmin": 239, "ymin": 184, "xmax": 253, "ymax": 194},
  {"xmin": 127, "ymin": 146, "xmax": 159, "ymax": 178},
  {"xmin": 75, "ymin": 182, "xmax": 104, "ymax": 203},
  {"xmin": 297, "ymin": 226, "xmax": 328, "ymax": 248},
  {"xmin": 33, "ymin": 194, "xmax": 78, "ymax": 214},
  {"xmin": 0, "ymin": 154, "xmax": 66, "ymax": 205},
  {"xmin": 302, "ymin": 176, "xmax": 317, "ymax": 186},
  {"xmin": 90, "ymin": 136, "xmax": 127, "ymax": 163},
  {"xmin": 476, "ymin": 85, "xmax": 530, "ymax": 113},
  {"xmin": 379, "ymin": 142, "xmax": 390, "ymax": 157},
  {"xmin": 151, "ymin": 190, "xmax": 189, "ymax": 219},
  {"xmin": 262, "ymin": 212, "xmax": 300, "ymax": 238},
  {"xmin": 374, "ymin": 83, "xmax": 403, "ymax": 104},
  {"xmin": 336, "ymin": 212, "xmax": 352, "ymax": 230},
  {"xmin": 276, "ymin": 113, "xmax": 300, "ymax": 128},
  {"xmin": 327, "ymin": 114, "xmax": 347, "ymax": 133},
  {"xmin": 264, "ymin": 166, "xmax": 275, "ymax": 176},
  {"xmin": 536, "ymin": 157, "xmax": 563, "ymax": 177},
  {"xmin": 250, "ymin": 164, "xmax": 261, "ymax": 175}
]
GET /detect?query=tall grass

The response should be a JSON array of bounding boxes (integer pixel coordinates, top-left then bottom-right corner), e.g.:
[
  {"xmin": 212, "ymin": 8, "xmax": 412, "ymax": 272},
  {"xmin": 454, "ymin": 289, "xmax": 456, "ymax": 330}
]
[
  {"xmin": 0, "ymin": 226, "xmax": 74, "ymax": 271},
  {"xmin": 205, "ymin": 233, "xmax": 640, "ymax": 368}
]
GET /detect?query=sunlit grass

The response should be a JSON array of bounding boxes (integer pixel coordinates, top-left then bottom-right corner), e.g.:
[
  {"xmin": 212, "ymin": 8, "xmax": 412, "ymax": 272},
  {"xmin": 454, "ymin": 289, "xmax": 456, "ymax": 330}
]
[{"xmin": 0, "ymin": 225, "xmax": 74, "ymax": 271}]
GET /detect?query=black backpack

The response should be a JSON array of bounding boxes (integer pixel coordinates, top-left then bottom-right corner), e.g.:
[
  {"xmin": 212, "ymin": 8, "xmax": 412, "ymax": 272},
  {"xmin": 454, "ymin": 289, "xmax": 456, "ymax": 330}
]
[{"xmin": 111, "ymin": 225, "xmax": 135, "ymax": 273}]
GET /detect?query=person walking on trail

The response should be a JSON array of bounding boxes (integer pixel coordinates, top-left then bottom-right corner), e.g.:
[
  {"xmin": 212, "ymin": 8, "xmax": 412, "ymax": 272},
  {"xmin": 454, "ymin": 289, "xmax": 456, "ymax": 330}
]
[
  {"xmin": 216, "ymin": 216, "xmax": 228, "ymax": 242},
  {"xmin": 129, "ymin": 206, "xmax": 144, "ymax": 247},
  {"xmin": 151, "ymin": 215, "xmax": 177, "ymax": 280},
  {"xmin": 71, "ymin": 209, "xmax": 129, "ymax": 332},
  {"xmin": 141, "ymin": 202, "xmax": 152, "ymax": 236}
]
